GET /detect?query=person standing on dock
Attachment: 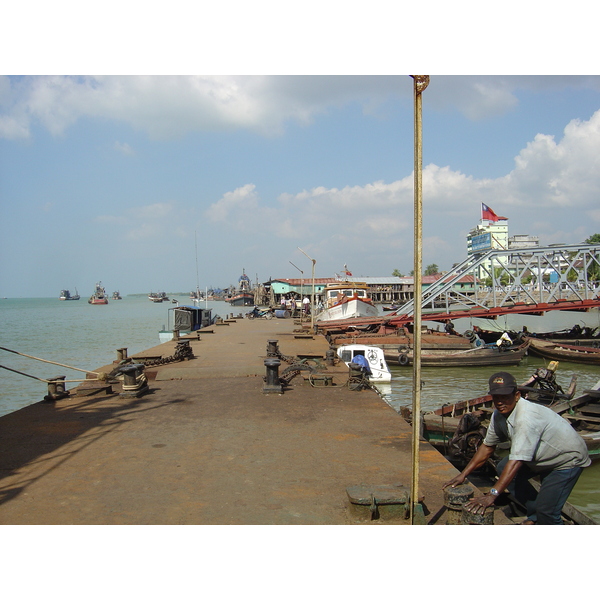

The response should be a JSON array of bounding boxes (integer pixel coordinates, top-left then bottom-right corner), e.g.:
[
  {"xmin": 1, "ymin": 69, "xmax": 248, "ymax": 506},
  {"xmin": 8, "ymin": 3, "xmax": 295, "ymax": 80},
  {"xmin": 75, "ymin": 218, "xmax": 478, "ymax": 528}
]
[{"xmin": 442, "ymin": 371, "xmax": 591, "ymax": 524}]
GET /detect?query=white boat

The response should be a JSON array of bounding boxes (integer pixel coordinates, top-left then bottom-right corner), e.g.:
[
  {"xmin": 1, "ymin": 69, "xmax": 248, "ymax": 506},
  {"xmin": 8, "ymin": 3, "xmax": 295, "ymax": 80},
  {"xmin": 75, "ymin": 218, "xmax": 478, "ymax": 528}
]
[
  {"xmin": 337, "ymin": 344, "xmax": 392, "ymax": 382},
  {"xmin": 315, "ymin": 281, "xmax": 379, "ymax": 322}
]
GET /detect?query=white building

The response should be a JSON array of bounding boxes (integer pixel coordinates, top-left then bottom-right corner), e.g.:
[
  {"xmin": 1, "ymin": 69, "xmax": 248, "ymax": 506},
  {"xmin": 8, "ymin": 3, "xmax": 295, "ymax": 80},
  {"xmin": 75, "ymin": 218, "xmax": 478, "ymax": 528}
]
[{"xmin": 466, "ymin": 206, "xmax": 510, "ymax": 280}]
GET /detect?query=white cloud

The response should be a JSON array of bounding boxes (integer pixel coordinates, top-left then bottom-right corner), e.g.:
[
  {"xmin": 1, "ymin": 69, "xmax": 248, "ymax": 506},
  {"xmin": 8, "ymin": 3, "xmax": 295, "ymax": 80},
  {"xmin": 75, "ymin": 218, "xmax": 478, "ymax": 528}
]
[
  {"xmin": 4, "ymin": 75, "xmax": 598, "ymax": 141},
  {"xmin": 203, "ymin": 107, "xmax": 600, "ymax": 274}
]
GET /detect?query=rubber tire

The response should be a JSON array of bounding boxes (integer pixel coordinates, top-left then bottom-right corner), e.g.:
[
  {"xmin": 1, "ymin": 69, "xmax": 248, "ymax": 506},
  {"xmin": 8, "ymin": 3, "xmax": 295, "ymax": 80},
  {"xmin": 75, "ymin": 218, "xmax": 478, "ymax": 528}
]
[{"xmin": 398, "ymin": 353, "xmax": 409, "ymax": 366}]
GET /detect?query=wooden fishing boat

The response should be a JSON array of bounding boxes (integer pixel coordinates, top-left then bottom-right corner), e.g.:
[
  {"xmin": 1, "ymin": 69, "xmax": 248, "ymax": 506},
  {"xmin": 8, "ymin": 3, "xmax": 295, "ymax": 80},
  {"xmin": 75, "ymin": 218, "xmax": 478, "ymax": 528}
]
[
  {"xmin": 229, "ymin": 270, "xmax": 254, "ymax": 306},
  {"xmin": 327, "ymin": 326, "xmax": 473, "ymax": 352},
  {"xmin": 315, "ymin": 281, "xmax": 379, "ymax": 322},
  {"xmin": 525, "ymin": 337, "xmax": 600, "ymax": 365},
  {"xmin": 385, "ymin": 341, "xmax": 529, "ymax": 368}
]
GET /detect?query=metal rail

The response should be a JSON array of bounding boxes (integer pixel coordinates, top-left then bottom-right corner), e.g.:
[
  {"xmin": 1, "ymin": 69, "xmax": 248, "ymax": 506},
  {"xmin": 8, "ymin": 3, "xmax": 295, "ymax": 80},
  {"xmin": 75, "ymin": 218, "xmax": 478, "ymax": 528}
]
[{"xmin": 392, "ymin": 243, "xmax": 600, "ymax": 318}]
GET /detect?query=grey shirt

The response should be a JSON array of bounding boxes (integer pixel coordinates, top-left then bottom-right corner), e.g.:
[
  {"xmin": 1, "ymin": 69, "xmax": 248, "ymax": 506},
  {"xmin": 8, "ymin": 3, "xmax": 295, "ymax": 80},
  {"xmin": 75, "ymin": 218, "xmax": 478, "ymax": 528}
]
[{"xmin": 484, "ymin": 398, "xmax": 591, "ymax": 471}]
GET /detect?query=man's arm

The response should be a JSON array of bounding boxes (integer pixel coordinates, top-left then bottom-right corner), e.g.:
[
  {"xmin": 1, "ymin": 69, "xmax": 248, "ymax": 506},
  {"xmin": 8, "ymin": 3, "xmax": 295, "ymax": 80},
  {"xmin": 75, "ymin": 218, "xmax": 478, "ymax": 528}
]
[
  {"xmin": 442, "ymin": 443, "xmax": 496, "ymax": 489},
  {"xmin": 464, "ymin": 458, "xmax": 523, "ymax": 515}
]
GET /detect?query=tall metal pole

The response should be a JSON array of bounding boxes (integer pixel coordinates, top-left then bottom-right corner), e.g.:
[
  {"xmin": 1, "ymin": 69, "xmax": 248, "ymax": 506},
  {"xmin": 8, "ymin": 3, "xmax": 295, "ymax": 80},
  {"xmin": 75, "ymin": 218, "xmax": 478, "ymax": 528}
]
[
  {"xmin": 289, "ymin": 261, "xmax": 304, "ymax": 315},
  {"xmin": 298, "ymin": 247, "xmax": 316, "ymax": 329},
  {"xmin": 410, "ymin": 75, "xmax": 429, "ymax": 524}
]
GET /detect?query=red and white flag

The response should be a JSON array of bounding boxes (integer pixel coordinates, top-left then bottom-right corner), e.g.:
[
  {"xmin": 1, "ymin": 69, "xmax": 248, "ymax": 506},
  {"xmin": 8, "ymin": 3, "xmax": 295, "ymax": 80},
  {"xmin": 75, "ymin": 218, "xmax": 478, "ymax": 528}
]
[{"xmin": 481, "ymin": 203, "xmax": 507, "ymax": 222}]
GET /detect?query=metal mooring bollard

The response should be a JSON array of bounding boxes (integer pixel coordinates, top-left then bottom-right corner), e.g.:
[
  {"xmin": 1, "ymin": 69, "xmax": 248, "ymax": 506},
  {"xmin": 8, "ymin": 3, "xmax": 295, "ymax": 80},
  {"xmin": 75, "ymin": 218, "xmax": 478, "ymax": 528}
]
[
  {"xmin": 266, "ymin": 339, "xmax": 279, "ymax": 357},
  {"xmin": 263, "ymin": 358, "xmax": 282, "ymax": 394},
  {"xmin": 443, "ymin": 484, "xmax": 474, "ymax": 525},
  {"xmin": 116, "ymin": 347, "xmax": 128, "ymax": 361},
  {"xmin": 172, "ymin": 329, "xmax": 180, "ymax": 341},
  {"xmin": 461, "ymin": 504, "xmax": 494, "ymax": 525},
  {"xmin": 44, "ymin": 375, "xmax": 69, "ymax": 401},
  {"xmin": 326, "ymin": 349, "xmax": 335, "ymax": 366},
  {"xmin": 120, "ymin": 364, "xmax": 149, "ymax": 398}
]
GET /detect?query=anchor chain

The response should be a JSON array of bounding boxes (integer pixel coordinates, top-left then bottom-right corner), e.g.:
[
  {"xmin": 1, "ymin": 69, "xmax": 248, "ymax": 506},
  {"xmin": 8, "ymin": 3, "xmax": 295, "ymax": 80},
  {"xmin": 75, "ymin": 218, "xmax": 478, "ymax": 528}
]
[{"xmin": 115, "ymin": 341, "xmax": 195, "ymax": 370}]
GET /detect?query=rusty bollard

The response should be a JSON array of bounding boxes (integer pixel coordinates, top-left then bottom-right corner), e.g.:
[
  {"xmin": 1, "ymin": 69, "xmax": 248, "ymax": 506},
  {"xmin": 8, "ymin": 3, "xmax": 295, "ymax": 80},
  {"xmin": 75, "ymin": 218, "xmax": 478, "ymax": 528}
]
[
  {"xmin": 263, "ymin": 358, "xmax": 282, "ymax": 394},
  {"xmin": 44, "ymin": 375, "xmax": 69, "ymax": 402},
  {"xmin": 116, "ymin": 347, "xmax": 128, "ymax": 362},
  {"xmin": 461, "ymin": 504, "xmax": 494, "ymax": 525},
  {"xmin": 120, "ymin": 364, "xmax": 149, "ymax": 398},
  {"xmin": 325, "ymin": 349, "xmax": 335, "ymax": 366},
  {"xmin": 266, "ymin": 339, "xmax": 279, "ymax": 357},
  {"xmin": 444, "ymin": 484, "xmax": 474, "ymax": 525}
]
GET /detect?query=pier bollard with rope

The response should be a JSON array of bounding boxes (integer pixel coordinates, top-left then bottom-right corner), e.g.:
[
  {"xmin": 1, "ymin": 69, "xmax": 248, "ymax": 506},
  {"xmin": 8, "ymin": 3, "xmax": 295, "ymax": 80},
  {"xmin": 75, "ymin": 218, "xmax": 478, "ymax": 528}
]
[
  {"xmin": 120, "ymin": 364, "xmax": 149, "ymax": 398},
  {"xmin": 44, "ymin": 375, "xmax": 69, "ymax": 402}
]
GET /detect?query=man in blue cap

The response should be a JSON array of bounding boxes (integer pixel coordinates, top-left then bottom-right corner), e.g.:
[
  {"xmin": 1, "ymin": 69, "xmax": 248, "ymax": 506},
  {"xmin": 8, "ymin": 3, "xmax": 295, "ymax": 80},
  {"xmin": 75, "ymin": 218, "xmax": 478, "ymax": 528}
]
[{"xmin": 443, "ymin": 371, "xmax": 591, "ymax": 524}]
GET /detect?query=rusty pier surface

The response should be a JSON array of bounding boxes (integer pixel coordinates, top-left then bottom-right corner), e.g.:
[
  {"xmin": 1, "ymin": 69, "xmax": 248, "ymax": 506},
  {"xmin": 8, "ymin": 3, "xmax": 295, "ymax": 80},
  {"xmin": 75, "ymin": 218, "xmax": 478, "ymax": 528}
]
[{"xmin": 0, "ymin": 315, "xmax": 510, "ymax": 525}]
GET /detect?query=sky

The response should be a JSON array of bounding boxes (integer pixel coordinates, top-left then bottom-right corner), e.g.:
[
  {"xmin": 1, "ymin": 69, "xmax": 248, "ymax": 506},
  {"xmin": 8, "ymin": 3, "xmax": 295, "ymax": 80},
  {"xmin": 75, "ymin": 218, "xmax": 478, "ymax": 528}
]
[{"xmin": 2, "ymin": 8, "xmax": 600, "ymax": 298}]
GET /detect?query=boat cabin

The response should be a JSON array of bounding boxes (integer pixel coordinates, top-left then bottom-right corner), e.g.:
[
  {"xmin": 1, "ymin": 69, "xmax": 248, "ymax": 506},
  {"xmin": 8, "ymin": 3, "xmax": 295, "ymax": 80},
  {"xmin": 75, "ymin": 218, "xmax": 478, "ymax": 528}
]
[
  {"xmin": 159, "ymin": 305, "xmax": 215, "ymax": 342},
  {"xmin": 323, "ymin": 282, "xmax": 370, "ymax": 308}
]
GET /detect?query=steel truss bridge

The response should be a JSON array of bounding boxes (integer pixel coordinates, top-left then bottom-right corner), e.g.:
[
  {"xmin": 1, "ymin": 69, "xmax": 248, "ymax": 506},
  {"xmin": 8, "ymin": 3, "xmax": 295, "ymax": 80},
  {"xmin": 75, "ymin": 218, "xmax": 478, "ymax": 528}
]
[{"xmin": 317, "ymin": 243, "xmax": 600, "ymax": 330}]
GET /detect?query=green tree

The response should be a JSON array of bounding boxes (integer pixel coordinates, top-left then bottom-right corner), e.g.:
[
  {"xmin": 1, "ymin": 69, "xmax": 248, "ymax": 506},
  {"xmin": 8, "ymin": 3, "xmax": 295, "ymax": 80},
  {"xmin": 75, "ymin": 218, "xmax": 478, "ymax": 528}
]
[
  {"xmin": 424, "ymin": 264, "xmax": 439, "ymax": 276},
  {"xmin": 392, "ymin": 269, "xmax": 404, "ymax": 277}
]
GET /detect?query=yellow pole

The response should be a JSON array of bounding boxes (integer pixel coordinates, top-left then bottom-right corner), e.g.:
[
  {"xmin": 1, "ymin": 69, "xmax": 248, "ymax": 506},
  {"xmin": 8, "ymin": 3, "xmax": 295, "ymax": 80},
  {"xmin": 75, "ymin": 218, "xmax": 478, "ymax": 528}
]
[{"xmin": 410, "ymin": 75, "xmax": 429, "ymax": 524}]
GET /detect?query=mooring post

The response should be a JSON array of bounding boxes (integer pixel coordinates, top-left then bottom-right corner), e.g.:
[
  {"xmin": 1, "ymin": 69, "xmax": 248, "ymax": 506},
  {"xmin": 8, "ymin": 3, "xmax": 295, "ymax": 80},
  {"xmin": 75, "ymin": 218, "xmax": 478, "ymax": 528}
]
[
  {"xmin": 45, "ymin": 375, "xmax": 68, "ymax": 401},
  {"xmin": 266, "ymin": 339, "xmax": 279, "ymax": 357},
  {"xmin": 325, "ymin": 349, "xmax": 335, "ymax": 366},
  {"xmin": 443, "ymin": 484, "xmax": 474, "ymax": 525},
  {"xmin": 120, "ymin": 364, "xmax": 149, "ymax": 398},
  {"xmin": 116, "ymin": 347, "xmax": 128, "ymax": 361},
  {"xmin": 263, "ymin": 358, "xmax": 282, "ymax": 394}
]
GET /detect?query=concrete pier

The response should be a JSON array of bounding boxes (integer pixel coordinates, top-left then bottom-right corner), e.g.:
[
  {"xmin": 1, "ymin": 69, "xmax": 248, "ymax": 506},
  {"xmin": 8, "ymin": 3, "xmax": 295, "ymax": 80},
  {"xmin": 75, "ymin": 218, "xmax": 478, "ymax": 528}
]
[{"xmin": 0, "ymin": 316, "xmax": 511, "ymax": 525}]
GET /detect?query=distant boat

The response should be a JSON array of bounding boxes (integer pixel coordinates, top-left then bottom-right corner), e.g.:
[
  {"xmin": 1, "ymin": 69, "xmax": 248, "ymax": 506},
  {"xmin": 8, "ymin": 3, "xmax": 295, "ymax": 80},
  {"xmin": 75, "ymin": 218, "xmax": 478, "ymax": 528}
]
[
  {"xmin": 315, "ymin": 281, "xmax": 379, "ymax": 322},
  {"xmin": 59, "ymin": 288, "xmax": 80, "ymax": 301},
  {"xmin": 88, "ymin": 282, "xmax": 108, "ymax": 305},
  {"xmin": 112, "ymin": 291, "xmax": 122, "ymax": 300},
  {"xmin": 149, "ymin": 292, "xmax": 169, "ymax": 303},
  {"xmin": 228, "ymin": 270, "xmax": 254, "ymax": 306}
]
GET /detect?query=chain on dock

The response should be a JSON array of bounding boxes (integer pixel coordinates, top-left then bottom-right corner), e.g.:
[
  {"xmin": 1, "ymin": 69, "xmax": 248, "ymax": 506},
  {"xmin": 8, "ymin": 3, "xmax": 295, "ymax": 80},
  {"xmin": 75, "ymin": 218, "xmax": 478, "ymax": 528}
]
[{"xmin": 116, "ymin": 340, "xmax": 195, "ymax": 369}]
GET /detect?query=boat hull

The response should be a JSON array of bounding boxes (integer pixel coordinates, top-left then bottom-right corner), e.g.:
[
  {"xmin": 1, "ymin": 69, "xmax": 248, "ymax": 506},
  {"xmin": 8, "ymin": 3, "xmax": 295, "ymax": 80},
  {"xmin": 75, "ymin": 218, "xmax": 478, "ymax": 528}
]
[
  {"xmin": 526, "ymin": 337, "xmax": 600, "ymax": 365},
  {"xmin": 229, "ymin": 293, "xmax": 254, "ymax": 306},
  {"xmin": 337, "ymin": 344, "xmax": 392, "ymax": 382},
  {"xmin": 385, "ymin": 344, "xmax": 528, "ymax": 367},
  {"xmin": 316, "ymin": 298, "xmax": 379, "ymax": 322}
]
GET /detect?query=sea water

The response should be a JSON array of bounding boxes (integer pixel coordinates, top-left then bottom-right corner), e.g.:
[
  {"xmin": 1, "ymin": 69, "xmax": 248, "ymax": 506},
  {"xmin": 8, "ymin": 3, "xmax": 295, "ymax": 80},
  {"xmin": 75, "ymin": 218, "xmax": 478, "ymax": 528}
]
[{"xmin": 1, "ymin": 297, "xmax": 599, "ymax": 521}]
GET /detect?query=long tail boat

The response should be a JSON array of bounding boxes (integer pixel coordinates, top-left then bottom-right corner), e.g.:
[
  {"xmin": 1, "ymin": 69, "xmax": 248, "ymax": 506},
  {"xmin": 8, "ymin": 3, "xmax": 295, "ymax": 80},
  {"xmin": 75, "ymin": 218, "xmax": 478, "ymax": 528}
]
[{"xmin": 526, "ymin": 337, "xmax": 600, "ymax": 366}]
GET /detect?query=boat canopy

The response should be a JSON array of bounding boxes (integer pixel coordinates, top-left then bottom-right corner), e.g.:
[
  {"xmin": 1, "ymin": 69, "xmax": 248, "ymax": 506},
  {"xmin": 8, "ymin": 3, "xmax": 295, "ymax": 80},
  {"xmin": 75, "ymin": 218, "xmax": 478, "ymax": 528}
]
[{"xmin": 168, "ymin": 305, "xmax": 213, "ymax": 332}]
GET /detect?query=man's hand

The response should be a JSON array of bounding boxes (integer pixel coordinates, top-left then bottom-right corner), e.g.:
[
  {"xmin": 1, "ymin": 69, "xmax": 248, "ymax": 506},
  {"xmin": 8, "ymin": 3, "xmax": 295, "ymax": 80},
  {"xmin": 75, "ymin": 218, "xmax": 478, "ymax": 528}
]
[
  {"xmin": 464, "ymin": 494, "xmax": 496, "ymax": 514},
  {"xmin": 442, "ymin": 474, "xmax": 466, "ymax": 490}
]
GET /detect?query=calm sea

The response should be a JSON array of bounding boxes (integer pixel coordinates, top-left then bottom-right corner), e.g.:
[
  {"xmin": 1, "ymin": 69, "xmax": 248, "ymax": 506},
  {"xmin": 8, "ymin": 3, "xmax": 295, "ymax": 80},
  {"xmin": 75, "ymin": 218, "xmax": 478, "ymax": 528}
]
[{"xmin": 1, "ymin": 297, "xmax": 599, "ymax": 521}]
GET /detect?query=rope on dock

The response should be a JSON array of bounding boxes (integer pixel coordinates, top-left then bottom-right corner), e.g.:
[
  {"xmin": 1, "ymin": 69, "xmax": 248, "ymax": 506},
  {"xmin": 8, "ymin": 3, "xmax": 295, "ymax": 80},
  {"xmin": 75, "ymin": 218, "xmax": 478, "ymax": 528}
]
[
  {"xmin": 0, "ymin": 364, "xmax": 103, "ymax": 384},
  {"xmin": 0, "ymin": 346, "xmax": 105, "ymax": 378}
]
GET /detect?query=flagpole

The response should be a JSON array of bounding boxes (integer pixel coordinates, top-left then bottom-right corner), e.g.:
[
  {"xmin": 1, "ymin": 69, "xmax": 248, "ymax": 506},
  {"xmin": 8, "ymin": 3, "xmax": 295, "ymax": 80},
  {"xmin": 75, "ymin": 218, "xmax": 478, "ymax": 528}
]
[{"xmin": 410, "ymin": 75, "xmax": 429, "ymax": 524}]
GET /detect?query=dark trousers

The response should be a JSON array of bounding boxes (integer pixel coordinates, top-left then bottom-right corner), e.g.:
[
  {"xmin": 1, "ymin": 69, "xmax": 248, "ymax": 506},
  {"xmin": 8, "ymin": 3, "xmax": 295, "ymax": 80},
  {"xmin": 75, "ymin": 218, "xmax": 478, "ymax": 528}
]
[{"xmin": 497, "ymin": 457, "xmax": 584, "ymax": 524}]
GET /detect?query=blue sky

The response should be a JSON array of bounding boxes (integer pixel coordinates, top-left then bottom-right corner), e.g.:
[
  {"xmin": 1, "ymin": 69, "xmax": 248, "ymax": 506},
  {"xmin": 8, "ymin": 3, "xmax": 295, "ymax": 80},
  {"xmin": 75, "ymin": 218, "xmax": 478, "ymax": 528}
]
[{"xmin": 2, "ymin": 11, "xmax": 600, "ymax": 298}]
